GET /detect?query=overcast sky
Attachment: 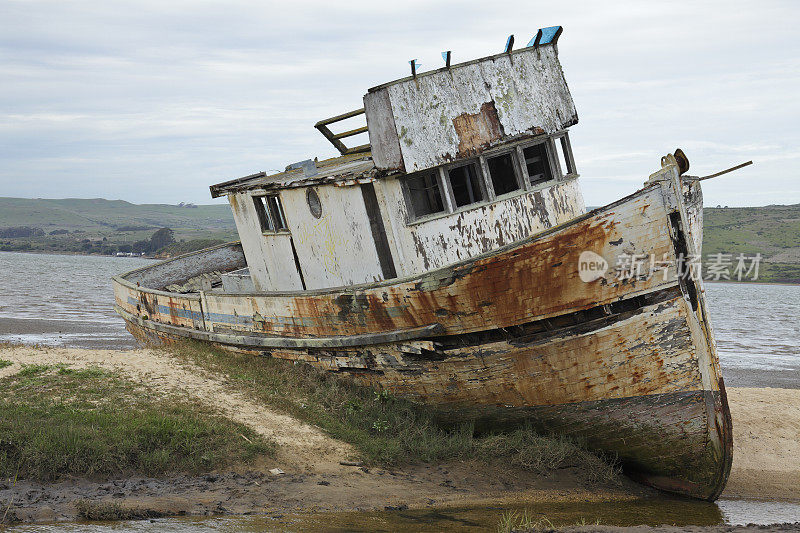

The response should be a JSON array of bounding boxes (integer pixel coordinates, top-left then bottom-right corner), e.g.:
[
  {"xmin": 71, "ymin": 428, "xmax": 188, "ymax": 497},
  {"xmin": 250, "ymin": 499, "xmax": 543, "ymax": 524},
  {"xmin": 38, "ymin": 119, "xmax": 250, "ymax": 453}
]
[{"xmin": 1, "ymin": 0, "xmax": 797, "ymax": 207}]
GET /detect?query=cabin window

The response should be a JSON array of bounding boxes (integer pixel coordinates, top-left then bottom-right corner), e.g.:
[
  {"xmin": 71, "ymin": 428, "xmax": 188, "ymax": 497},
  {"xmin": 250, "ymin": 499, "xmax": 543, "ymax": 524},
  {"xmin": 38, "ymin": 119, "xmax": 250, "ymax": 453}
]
[
  {"xmin": 486, "ymin": 152, "xmax": 520, "ymax": 196},
  {"xmin": 405, "ymin": 170, "xmax": 445, "ymax": 219},
  {"xmin": 448, "ymin": 162, "xmax": 484, "ymax": 208},
  {"xmin": 553, "ymin": 134, "xmax": 576, "ymax": 176},
  {"xmin": 522, "ymin": 142, "xmax": 553, "ymax": 186},
  {"xmin": 253, "ymin": 194, "xmax": 287, "ymax": 232}
]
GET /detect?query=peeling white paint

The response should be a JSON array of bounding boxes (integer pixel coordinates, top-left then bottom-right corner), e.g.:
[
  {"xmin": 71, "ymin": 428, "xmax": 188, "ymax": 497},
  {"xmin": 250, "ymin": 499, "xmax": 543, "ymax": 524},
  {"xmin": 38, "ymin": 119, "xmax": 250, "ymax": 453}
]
[{"xmin": 365, "ymin": 45, "xmax": 577, "ymax": 173}]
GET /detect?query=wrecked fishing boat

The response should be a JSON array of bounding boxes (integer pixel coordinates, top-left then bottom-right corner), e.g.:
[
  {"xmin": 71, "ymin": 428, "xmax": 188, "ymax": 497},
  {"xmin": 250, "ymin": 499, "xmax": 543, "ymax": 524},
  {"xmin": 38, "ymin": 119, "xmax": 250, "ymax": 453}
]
[{"xmin": 113, "ymin": 26, "xmax": 732, "ymax": 500}]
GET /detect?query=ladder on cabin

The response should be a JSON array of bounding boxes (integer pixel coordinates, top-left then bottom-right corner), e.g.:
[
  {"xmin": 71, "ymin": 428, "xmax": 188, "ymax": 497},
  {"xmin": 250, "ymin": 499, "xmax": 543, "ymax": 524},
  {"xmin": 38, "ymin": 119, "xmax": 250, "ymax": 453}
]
[{"xmin": 314, "ymin": 108, "xmax": 371, "ymax": 155}]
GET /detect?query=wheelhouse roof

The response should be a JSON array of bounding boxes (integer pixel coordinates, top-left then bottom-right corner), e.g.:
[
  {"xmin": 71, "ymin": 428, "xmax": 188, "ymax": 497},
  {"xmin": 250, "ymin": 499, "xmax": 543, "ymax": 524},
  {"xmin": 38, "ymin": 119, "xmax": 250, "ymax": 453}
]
[{"xmin": 209, "ymin": 153, "xmax": 376, "ymax": 198}]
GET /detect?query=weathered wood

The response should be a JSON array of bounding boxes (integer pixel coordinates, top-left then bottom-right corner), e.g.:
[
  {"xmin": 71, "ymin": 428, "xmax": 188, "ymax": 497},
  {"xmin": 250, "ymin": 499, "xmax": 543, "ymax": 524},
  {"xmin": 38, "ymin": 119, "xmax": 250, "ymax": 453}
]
[
  {"xmin": 314, "ymin": 108, "xmax": 369, "ymax": 155},
  {"xmin": 122, "ymin": 241, "xmax": 246, "ymax": 290},
  {"xmin": 364, "ymin": 89, "xmax": 404, "ymax": 171},
  {"xmin": 366, "ymin": 44, "xmax": 577, "ymax": 173},
  {"xmin": 114, "ymin": 166, "xmax": 732, "ymax": 500},
  {"xmin": 116, "ymin": 304, "xmax": 443, "ymax": 348}
]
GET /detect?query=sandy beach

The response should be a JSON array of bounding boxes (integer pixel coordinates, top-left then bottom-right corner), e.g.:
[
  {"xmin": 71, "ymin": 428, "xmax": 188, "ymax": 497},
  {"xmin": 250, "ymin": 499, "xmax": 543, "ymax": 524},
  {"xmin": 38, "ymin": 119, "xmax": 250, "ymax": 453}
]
[
  {"xmin": 1, "ymin": 345, "xmax": 799, "ymax": 524},
  {"xmin": 724, "ymin": 387, "xmax": 800, "ymax": 502}
]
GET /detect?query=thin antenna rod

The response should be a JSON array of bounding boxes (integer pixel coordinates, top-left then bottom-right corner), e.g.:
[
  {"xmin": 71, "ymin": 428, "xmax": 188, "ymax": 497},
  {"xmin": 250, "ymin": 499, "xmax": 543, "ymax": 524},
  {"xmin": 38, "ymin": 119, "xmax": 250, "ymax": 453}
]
[{"xmin": 697, "ymin": 161, "xmax": 753, "ymax": 181}]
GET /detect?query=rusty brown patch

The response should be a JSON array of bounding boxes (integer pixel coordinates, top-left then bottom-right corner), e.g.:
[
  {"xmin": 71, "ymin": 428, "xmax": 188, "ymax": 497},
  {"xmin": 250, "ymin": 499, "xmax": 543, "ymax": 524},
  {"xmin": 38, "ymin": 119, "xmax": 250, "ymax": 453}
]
[{"xmin": 452, "ymin": 101, "xmax": 504, "ymax": 158}]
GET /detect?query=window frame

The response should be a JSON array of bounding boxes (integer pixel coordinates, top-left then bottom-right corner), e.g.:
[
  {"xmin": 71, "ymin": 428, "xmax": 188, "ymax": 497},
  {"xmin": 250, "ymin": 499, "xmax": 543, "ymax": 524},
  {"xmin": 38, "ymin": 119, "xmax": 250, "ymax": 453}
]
[
  {"xmin": 481, "ymin": 149, "xmax": 525, "ymax": 199},
  {"xmin": 401, "ymin": 168, "xmax": 448, "ymax": 222},
  {"xmin": 518, "ymin": 140, "xmax": 556, "ymax": 188},
  {"xmin": 442, "ymin": 160, "xmax": 487, "ymax": 210},
  {"xmin": 401, "ymin": 132, "xmax": 578, "ymax": 226},
  {"xmin": 551, "ymin": 132, "xmax": 577, "ymax": 177},
  {"xmin": 253, "ymin": 193, "xmax": 288, "ymax": 234}
]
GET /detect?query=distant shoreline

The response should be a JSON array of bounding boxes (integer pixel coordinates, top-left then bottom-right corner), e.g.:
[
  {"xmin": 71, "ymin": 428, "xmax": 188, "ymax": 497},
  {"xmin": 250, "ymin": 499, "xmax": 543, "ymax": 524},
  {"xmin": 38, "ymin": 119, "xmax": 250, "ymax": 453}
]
[{"xmin": 0, "ymin": 249, "xmax": 156, "ymax": 259}]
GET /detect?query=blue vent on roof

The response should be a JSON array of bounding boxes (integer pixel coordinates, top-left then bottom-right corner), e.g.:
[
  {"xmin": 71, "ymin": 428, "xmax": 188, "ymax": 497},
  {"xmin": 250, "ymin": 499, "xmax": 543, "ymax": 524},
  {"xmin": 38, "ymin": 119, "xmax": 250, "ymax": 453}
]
[{"xmin": 526, "ymin": 26, "xmax": 563, "ymax": 47}]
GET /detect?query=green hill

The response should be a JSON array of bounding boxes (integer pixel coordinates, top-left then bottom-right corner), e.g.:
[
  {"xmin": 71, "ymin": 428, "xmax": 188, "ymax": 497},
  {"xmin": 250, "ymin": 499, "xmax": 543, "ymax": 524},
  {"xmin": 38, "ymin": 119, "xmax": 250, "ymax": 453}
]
[
  {"xmin": 703, "ymin": 204, "xmax": 800, "ymax": 283},
  {"xmin": 0, "ymin": 197, "xmax": 237, "ymax": 255},
  {"xmin": 0, "ymin": 197, "xmax": 234, "ymax": 231}
]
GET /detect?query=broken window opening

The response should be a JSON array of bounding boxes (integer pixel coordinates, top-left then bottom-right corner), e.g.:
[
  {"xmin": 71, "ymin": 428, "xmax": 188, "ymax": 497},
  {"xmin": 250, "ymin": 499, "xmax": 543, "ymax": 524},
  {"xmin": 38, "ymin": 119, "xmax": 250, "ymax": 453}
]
[
  {"xmin": 448, "ymin": 162, "xmax": 484, "ymax": 208},
  {"xmin": 405, "ymin": 170, "xmax": 445, "ymax": 219},
  {"xmin": 554, "ymin": 134, "xmax": 576, "ymax": 176},
  {"xmin": 253, "ymin": 194, "xmax": 287, "ymax": 233},
  {"xmin": 267, "ymin": 195, "xmax": 287, "ymax": 230},
  {"xmin": 523, "ymin": 142, "xmax": 553, "ymax": 186},
  {"xmin": 486, "ymin": 152, "xmax": 520, "ymax": 196}
]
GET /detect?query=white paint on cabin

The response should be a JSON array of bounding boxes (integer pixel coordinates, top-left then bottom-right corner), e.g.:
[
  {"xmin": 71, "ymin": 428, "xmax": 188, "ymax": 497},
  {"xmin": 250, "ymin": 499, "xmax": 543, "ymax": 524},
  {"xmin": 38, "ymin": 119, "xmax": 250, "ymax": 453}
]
[
  {"xmin": 365, "ymin": 45, "xmax": 577, "ymax": 173},
  {"xmin": 281, "ymin": 184, "xmax": 384, "ymax": 290},
  {"xmin": 228, "ymin": 192, "xmax": 304, "ymax": 292},
  {"xmin": 228, "ymin": 173, "xmax": 584, "ymax": 291},
  {"xmin": 377, "ymin": 177, "xmax": 584, "ymax": 276}
]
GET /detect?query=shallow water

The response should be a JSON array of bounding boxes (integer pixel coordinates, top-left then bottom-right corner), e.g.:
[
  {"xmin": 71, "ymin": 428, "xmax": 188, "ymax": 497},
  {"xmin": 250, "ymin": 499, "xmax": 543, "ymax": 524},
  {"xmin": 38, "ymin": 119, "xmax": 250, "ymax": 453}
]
[
  {"xmin": 6, "ymin": 498, "xmax": 800, "ymax": 531},
  {"xmin": 704, "ymin": 282, "xmax": 800, "ymax": 372},
  {"xmin": 0, "ymin": 251, "xmax": 149, "ymax": 349}
]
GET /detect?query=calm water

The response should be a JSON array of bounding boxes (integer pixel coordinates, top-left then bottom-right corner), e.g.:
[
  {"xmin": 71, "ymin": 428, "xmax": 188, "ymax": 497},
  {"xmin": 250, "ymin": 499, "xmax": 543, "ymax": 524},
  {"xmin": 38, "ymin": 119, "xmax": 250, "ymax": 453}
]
[
  {"xmin": 1, "ymin": 251, "xmax": 800, "ymax": 529},
  {"xmin": 0, "ymin": 251, "xmax": 149, "ymax": 349},
  {"xmin": 705, "ymin": 282, "xmax": 800, "ymax": 371}
]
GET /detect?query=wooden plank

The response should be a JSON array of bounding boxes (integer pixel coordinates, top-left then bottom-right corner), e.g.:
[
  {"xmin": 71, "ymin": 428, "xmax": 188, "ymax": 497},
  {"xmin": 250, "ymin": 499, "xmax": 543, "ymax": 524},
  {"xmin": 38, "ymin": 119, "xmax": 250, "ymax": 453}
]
[
  {"xmin": 364, "ymin": 89, "xmax": 403, "ymax": 171},
  {"xmin": 115, "ymin": 304, "xmax": 443, "ymax": 348}
]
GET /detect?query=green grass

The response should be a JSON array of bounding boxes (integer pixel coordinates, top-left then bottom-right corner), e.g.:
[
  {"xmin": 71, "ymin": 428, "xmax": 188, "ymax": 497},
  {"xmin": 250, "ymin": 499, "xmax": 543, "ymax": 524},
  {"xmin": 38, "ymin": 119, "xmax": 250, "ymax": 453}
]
[
  {"xmin": 0, "ymin": 359, "xmax": 11, "ymax": 370},
  {"xmin": 75, "ymin": 500, "xmax": 175, "ymax": 521},
  {"xmin": 497, "ymin": 511, "xmax": 602, "ymax": 533},
  {"xmin": 0, "ymin": 364, "xmax": 274, "ymax": 482},
  {"xmin": 0, "ymin": 197, "xmax": 234, "ymax": 231},
  {"xmin": 497, "ymin": 510, "xmax": 550, "ymax": 533},
  {"xmin": 170, "ymin": 342, "xmax": 619, "ymax": 483}
]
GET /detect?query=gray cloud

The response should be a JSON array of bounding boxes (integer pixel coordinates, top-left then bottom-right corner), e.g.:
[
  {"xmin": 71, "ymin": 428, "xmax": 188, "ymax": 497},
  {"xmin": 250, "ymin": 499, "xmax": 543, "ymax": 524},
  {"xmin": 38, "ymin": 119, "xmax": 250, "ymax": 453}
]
[{"xmin": 1, "ymin": 0, "xmax": 797, "ymax": 207}]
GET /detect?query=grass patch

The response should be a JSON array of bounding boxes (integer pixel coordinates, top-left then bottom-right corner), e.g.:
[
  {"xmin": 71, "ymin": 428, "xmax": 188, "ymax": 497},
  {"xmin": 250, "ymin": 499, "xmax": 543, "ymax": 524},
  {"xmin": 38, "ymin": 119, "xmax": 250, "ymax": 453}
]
[
  {"xmin": 75, "ymin": 500, "xmax": 176, "ymax": 521},
  {"xmin": 498, "ymin": 510, "xmax": 550, "ymax": 533},
  {"xmin": 0, "ymin": 359, "xmax": 12, "ymax": 370},
  {"xmin": 0, "ymin": 364, "xmax": 274, "ymax": 482},
  {"xmin": 170, "ymin": 342, "xmax": 619, "ymax": 483},
  {"xmin": 57, "ymin": 365, "xmax": 107, "ymax": 378},
  {"xmin": 497, "ymin": 511, "xmax": 602, "ymax": 533},
  {"xmin": 16, "ymin": 363, "xmax": 55, "ymax": 377}
]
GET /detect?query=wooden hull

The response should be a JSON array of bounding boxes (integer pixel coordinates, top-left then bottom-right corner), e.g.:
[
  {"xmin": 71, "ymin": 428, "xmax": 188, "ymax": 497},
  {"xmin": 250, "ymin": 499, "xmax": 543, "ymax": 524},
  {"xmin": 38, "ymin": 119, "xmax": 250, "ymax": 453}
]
[{"xmin": 112, "ymin": 172, "xmax": 732, "ymax": 500}]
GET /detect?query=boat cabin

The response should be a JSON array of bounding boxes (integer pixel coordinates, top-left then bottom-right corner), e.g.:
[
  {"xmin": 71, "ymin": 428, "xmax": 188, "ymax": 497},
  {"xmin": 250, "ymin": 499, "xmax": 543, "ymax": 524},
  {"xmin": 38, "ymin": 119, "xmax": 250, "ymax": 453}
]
[{"xmin": 209, "ymin": 27, "xmax": 585, "ymax": 293}]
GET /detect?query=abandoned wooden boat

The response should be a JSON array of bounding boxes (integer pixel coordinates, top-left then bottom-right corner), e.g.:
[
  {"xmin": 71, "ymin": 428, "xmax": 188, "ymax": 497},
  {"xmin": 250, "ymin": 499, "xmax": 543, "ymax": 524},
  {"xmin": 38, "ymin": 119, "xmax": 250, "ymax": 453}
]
[{"xmin": 112, "ymin": 27, "xmax": 732, "ymax": 500}]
